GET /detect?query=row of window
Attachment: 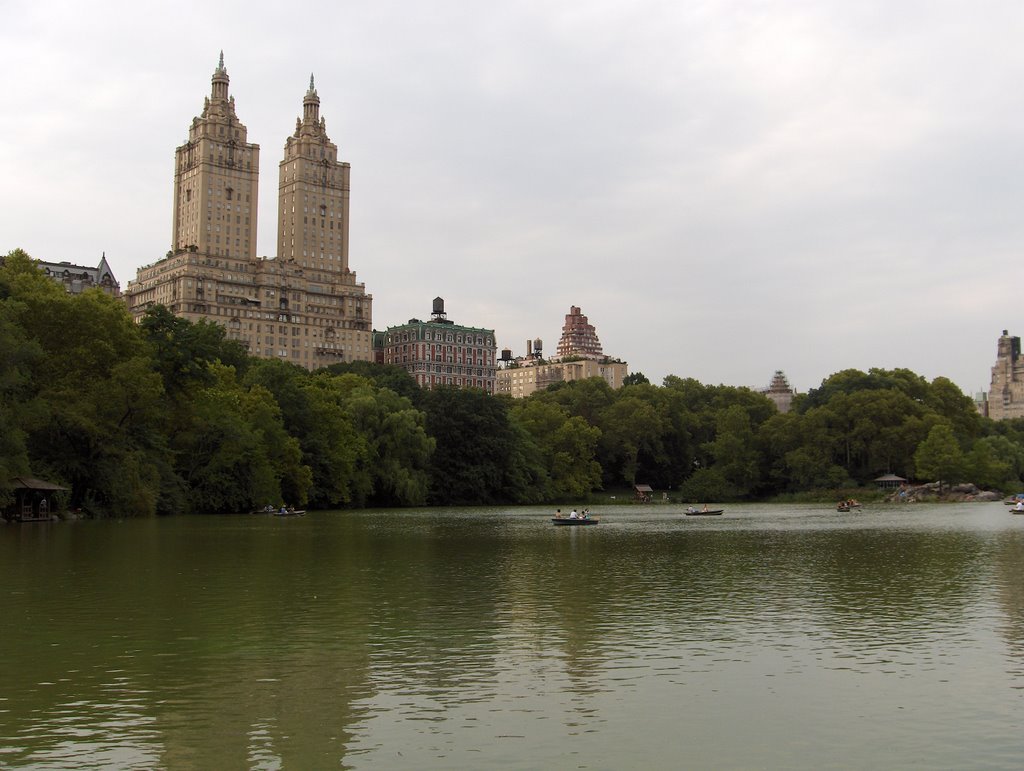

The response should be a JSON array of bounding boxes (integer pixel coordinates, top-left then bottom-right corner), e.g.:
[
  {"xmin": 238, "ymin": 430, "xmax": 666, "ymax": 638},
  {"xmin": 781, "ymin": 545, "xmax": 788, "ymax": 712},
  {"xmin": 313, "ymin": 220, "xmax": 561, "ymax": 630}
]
[{"xmin": 388, "ymin": 332, "xmax": 493, "ymax": 345}]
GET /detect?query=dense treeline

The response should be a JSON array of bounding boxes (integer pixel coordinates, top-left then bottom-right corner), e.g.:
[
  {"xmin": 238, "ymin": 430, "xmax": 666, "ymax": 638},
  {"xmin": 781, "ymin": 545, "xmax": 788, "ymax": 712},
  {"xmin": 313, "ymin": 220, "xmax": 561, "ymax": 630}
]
[{"xmin": 3, "ymin": 248, "xmax": 1023, "ymax": 516}]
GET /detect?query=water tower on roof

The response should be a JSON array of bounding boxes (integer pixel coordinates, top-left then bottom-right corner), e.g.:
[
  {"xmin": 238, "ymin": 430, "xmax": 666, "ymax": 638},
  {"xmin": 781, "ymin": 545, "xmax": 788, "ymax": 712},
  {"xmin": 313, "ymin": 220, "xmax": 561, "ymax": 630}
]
[{"xmin": 432, "ymin": 297, "xmax": 446, "ymax": 320}]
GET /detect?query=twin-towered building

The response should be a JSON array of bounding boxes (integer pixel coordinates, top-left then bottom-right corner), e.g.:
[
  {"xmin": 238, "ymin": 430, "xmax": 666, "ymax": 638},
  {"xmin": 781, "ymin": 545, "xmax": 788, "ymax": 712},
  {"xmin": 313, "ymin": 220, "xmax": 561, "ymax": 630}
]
[
  {"xmin": 124, "ymin": 54, "xmax": 373, "ymax": 369},
  {"xmin": 95, "ymin": 55, "xmax": 630, "ymax": 392}
]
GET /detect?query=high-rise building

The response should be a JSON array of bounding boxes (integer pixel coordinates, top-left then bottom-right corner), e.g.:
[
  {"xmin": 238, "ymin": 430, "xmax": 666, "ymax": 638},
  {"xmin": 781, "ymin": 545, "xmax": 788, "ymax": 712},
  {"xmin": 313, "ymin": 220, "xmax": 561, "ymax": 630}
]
[
  {"xmin": 125, "ymin": 55, "xmax": 373, "ymax": 369},
  {"xmin": 377, "ymin": 298, "xmax": 497, "ymax": 391},
  {"xmin": 987, "ymin": 329, "xmax": 1024, "ymax": 420},
  {"xmin": 277, "ymin": 76, "xmax": 350, "ymax": 269},
  {"xmin": 172, "ymin": 52, "xmax": 259, "ymax": 260}
]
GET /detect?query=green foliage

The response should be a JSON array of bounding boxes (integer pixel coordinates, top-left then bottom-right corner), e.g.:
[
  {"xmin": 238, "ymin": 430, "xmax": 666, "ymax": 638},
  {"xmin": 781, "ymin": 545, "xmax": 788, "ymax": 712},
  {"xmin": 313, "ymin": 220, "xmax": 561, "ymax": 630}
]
[
  {"xmin": 420, "ymin": 387, "xmax": 524, "ymax": 505},
  {"xmin": 322, "ymin": 360, "xmax": 421, "ymax": 402},
  {"xmin": 914, "ymin": 424, "xmax": 967, "ymax": 493},
  {"xmin": 678, "ymin": 467, "xmax": 731, "ymax": 502},
  {"xmin": 709, "ymin": 405, "xmax": 761, "ymax": 496},
  {"xmin": 0, "ymin": 245, "xmax": 1015, "ymax": 513},
  {"xmin": 509, "ymin": 399, "xmax": 602, "ymax": 500},
  {"xmin": 622, "ymin": 372, "xmax": 650, "ymax": 386},
  {"xmin": 310, "ymin": 372, "xmax": 434, "ymax": 506},
  {"xmin": 140, "ymin": 304, "xmax": 248, "ymax": 398},
  {"xmin": 243, "ymin": 359, "xmax": 364, "ymax": 508}
]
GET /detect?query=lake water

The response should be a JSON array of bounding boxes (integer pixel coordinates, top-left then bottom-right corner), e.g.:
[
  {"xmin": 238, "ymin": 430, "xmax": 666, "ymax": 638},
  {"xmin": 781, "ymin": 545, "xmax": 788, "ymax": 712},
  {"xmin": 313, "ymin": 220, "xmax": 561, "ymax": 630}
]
[{"xmin": 2, "ymin": 503, "xmax": 1023, "ymax": 769}]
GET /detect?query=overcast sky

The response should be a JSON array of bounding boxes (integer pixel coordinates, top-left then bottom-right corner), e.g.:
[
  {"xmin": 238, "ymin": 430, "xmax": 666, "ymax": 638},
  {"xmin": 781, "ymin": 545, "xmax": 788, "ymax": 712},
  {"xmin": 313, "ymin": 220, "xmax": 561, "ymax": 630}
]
[{"xmin": 3, "ymin": 0, "xmax": 1022, "ymax": 397}]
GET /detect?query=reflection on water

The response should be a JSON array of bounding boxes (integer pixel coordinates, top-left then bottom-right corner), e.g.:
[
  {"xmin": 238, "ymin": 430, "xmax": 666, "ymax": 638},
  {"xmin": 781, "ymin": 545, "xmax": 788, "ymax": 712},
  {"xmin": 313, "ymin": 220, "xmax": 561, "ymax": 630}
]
[{"xmin": 2, "ymin": 503, "xmax": 1024, "ymax": 769}]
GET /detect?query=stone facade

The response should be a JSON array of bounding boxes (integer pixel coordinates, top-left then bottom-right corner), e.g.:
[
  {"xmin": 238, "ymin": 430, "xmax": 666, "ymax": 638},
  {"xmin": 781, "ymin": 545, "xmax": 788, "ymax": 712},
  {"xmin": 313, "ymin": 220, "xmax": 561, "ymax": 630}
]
[
  {"xmin": 277, "ymin": 76, "xmax": 351, "ymax": 269},
  {"xmin": 378, "ymin": 298, "xmax": 496, "ymax": 391},
  {"xmin": 987, "ymin": 330, "xmax": 1024, "ymax": 420},
  {"xmin": 124, "ymin": 55, "xmax": 373, "ymax": 370},
  {"xmin": 171, "ymin": 52, "xmax": 259, "ymax": 260},
  {"xmin": 497, "ymin": 356, "xmax": 627, "ymax": 398}
]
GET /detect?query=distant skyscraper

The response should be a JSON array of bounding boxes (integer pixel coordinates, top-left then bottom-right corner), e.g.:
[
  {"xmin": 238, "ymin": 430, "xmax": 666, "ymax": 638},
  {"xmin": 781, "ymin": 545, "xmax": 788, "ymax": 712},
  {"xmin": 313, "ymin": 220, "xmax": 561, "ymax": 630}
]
[
  {"xmin": 988, "ymin": 330, "xmax": 1024, "ymax": 420},
  {"xmin": 556, "ymin": 305, "xmax": 604, "ymax": 359},
  {"xmin": 125, "ymin": 54, "xmax": 373, "ymax": 369}
]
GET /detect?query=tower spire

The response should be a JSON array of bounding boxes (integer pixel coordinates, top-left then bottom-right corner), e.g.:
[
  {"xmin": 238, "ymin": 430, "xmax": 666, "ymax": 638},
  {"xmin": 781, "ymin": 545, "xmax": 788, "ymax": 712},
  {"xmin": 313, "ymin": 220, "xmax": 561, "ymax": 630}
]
[
  {"xmin": 302, "ymin": 73, "xmax": 321, "ymax": 126},
  {"xmin": 211, "ymin": 50, "xmax": 230, "ymax": 102}
]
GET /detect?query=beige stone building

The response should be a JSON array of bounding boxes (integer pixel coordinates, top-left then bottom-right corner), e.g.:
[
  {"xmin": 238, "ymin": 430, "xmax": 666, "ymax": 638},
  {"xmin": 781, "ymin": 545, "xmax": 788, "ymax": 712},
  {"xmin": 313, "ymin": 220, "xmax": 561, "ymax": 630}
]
[
  {"xmin": 498, "ymin": 356, "xmax": 628, "ymax": 398},
  {"xmin": 987, "ymin": 330, "xmax": 1024, "ymax": 420},
  {"xmin": 124, "ymin": 55, "xmax": 372, "ymax": 369},
  {"xmin": 496, "ymin": 305, "xmax": 628, "ymax": 398}
]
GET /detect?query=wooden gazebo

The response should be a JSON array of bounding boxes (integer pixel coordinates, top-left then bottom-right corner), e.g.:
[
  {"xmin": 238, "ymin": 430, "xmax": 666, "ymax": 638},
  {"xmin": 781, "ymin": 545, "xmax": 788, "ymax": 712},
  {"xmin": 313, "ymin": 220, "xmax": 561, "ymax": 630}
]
[
  {"xmin": 873, "ymin": 473, "xmax": 907, "ymax": 489},
  {"xmin": 3, "ymin": 477, "xmax": 67, "ymax": 522}
]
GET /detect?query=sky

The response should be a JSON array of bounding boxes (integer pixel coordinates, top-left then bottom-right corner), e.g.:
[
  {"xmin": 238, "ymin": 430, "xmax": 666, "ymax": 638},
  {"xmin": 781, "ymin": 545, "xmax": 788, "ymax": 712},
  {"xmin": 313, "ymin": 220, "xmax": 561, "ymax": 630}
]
[{"xmin": 3, "ymin": 0, "xmax": 1023, "ymax": 397}]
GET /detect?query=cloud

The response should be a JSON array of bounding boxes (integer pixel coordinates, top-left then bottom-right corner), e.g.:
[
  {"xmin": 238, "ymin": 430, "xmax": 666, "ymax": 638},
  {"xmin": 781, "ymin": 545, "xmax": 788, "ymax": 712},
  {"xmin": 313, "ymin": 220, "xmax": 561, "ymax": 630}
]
[{"xmin": 2, "ymin": 0, "xmax": 1022, "ymax": 395}]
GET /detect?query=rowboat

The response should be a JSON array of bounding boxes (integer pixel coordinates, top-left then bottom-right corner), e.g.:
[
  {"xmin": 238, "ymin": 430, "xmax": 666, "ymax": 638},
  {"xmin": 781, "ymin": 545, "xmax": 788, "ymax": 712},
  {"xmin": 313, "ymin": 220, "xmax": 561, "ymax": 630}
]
[
  {"xmin": 274, "ymin": 508, "xmax": 306, "ymax": 517},
  {"xmin": 684, "ymin": 508, "xmax": 724, "ymax": 516},
  {"xmin": 552, "ymin": 517, "xmax": 599, "ymax": 526}
]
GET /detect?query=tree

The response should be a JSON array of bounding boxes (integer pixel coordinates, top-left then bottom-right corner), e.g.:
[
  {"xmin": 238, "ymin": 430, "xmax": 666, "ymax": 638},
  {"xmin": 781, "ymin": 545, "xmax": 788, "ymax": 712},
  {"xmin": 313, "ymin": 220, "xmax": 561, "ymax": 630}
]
[
  {"xmin": 420, "ymin": 388, "xmax": 524, "ymax": 505},
  {"xmin": 623, "ymin": 372, "xmax": 650, "ymax": 386},
  {"xmin": 322, "ymin": 360, "xmax": 420, "ymax": 402},
  {"xmin": 914, "ymin": 424, "xmax": 966, "ymax": 494},
  {"xmin": 140, "ymin": 304, "xmax": 248, "ymax": 398},
  {"xmin": 243, "ymin": 360, "xmax": 369, "ymax": 508},
  {"xmin": 709, "ymin": 405, "xmax": 761, "ymax": 496},
  {"xmin": 510, "ymin": 399, "xmax": 602, "ymax": 500},
  {"xmin": 540, "ymin": 377, "xmax": 616, "ymax": 425},
  {"xmin": 596, "ymin": 395, "xmax": 664, "ymax": 488},
  {"xmin": 968, "ymin": 436, "xmax": 1024, "ymax": 491},
  {"xmin": 314, "ymin": 373, "xmax": 434, "ymax": 506}
]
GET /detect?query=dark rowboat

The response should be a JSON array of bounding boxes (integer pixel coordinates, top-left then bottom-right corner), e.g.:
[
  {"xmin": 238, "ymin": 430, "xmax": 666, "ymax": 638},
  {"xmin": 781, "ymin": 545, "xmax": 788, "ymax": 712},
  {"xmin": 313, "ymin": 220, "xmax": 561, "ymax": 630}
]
[
  {"xmin": 684, "ymin": 509, "xmax": 724, "ymax": 516},
  {"xmin": 552, "ymin": 517, "xmax": 599, "ymax": 526},
  {"xmin": 274, "ymin": 509, "xmax": 306, "ymax": 517}
]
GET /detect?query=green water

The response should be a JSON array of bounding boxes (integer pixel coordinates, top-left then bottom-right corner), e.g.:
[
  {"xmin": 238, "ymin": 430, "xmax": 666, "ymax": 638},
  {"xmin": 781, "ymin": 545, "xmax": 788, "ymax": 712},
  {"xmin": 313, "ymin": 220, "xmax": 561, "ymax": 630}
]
[{"xmin": 2, "ymin": 503, "xmax": 1023, "ymax": 769}]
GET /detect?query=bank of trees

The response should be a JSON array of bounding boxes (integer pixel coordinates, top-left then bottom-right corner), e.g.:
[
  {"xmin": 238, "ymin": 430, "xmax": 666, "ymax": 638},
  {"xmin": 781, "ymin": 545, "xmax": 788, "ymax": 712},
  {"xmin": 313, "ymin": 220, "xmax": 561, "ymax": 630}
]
[{"xmin": 3, "ymin": 247, "xmax": 1022, "ymax": 516}]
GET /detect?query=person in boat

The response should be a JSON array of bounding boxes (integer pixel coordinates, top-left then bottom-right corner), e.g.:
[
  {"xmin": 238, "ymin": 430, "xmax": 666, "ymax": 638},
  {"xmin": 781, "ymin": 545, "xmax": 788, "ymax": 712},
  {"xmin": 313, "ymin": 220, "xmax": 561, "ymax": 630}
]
[
  {"xmin": 581, "ymin": 509, "xmax": 590, "ymax": 519},
  {"xmin": 569, "ymin": 509, "xmax": 579, "ymax": 519},
  {"xmin": 1015, "ymin": 500, "xmax": 1024, "ymax": 511},
  {"xmin": 702, "ymin": 503, "xmax": 709, "ymax": 512},
  {"xmin": 555, "ymin": 508, "xmax": 563, "ymax": 518}
]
